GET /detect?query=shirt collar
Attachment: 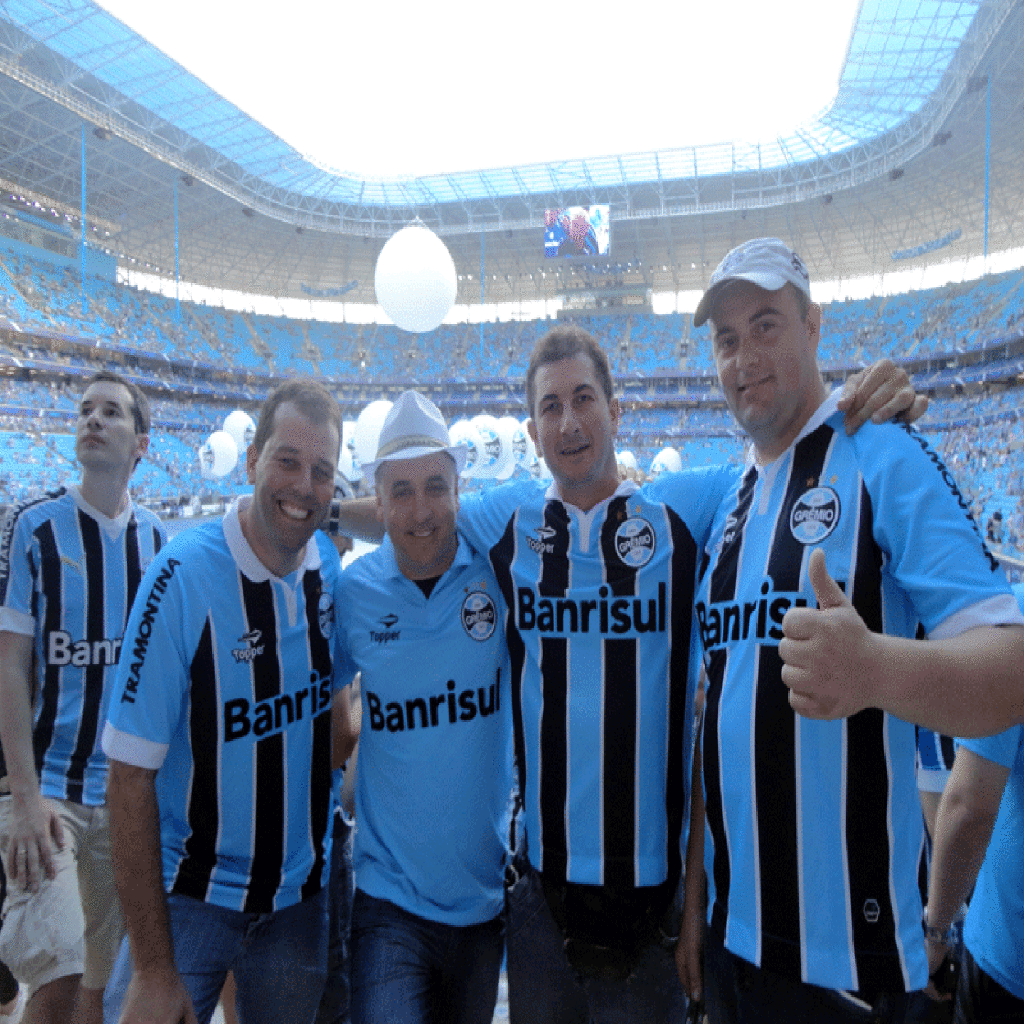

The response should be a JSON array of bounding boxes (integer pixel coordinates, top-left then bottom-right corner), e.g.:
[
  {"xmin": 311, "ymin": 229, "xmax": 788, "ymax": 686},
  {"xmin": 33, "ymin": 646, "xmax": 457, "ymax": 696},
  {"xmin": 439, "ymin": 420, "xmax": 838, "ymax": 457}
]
[
  {"xmin": 544, "ymin": 477, "xmax": 638, "ymax": 513},
  {"xmin": 378, "ymin": 530, "xmax": 471, "ymax": 584},
  {"xmin": 66, "ymin": 482, "xmax": 134, "ymax": 539},
  {"xmin": 744, "ymin": 388, "xmax": 842, "ymax": 470},
  {"xmin": 223, "ymin": 495, "xmax": 322, "ymax": 583}
]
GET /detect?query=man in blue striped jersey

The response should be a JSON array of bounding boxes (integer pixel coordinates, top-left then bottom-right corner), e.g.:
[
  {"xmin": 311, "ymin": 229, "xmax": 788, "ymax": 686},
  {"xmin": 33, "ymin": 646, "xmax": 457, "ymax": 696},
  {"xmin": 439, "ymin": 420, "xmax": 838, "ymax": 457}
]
[
  {"xmin": 0, "ymin": 371, "xmax": 165, "ymax": 1024},
  {"xmin": 688, "ymin": 238, "xmax": 1024, "ymax": 1023},
  {"xmin": 102, "ymin": 379, "xmax": 347, "ymax": 1024}
]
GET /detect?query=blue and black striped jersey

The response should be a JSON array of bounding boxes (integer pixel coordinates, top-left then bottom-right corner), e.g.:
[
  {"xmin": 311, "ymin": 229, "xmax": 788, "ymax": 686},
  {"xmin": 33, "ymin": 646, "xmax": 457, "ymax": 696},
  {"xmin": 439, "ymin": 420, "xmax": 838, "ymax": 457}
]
[
  {"xmin": 103, "ymin": 500, "xmax": 340, "ymax": 913},
  {"xmin": 696, "ymin": 392, "xmax": 1022, "ymax": 994},
  {"xmin": 460, "ymin": 466, "xmax": 735, "ymax": 890},
  {"xmin": 0, "ymin": 485, "xmax": 165, "ymax": 805}
]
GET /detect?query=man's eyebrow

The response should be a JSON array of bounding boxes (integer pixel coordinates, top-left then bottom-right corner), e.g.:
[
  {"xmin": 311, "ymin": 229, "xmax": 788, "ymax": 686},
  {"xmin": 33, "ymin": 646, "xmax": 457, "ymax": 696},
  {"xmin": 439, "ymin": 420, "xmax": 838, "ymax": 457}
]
[{"xmin": 715, "ymin": 304, "xmax": 784, "ymax": 338}]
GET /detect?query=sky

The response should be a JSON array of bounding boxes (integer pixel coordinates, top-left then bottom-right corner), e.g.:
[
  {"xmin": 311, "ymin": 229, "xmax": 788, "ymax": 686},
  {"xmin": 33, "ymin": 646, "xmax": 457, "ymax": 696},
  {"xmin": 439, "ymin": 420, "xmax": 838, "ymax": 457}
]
[{"xmin": 94, "ymin": 0, "xmax": 861, "ymax": 178}]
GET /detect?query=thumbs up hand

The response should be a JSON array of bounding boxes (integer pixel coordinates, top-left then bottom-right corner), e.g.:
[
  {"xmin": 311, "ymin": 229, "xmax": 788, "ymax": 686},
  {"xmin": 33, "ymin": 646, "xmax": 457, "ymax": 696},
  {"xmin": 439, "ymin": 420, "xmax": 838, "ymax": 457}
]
[{"xmin": 779, "ymin": 548, "xmax": 880, "ymax": 720}]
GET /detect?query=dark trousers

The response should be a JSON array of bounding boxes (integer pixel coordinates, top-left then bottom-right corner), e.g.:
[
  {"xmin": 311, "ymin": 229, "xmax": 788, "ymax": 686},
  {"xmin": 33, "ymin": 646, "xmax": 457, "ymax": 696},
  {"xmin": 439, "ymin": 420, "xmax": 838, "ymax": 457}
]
[
  {"xmin": 704, "ymin": 924, "xmax": 912, "ymax": 1024},
  {"xmin": 954, "ymin": 946, "xmax": 1024, "ymax": 1024}
]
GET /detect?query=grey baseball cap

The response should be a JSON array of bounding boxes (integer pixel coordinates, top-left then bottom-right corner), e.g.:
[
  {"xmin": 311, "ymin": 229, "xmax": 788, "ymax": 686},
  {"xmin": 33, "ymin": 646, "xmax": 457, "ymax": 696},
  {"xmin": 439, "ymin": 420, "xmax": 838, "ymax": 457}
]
[{"xmin": 694, "ymin": 237, "xmax": 811, "ymax": 327}]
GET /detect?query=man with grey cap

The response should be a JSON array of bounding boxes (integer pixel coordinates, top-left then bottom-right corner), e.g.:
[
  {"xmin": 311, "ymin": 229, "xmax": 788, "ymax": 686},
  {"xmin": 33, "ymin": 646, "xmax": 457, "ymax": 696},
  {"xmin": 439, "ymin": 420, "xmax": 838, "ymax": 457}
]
[
  {"xmin": 333, "ymin": 391, "xmax": 513, "ymax": 1024},
  {"xmin": 683, "ymin": 237, "xmax": 1024, "ymax": 1023}
]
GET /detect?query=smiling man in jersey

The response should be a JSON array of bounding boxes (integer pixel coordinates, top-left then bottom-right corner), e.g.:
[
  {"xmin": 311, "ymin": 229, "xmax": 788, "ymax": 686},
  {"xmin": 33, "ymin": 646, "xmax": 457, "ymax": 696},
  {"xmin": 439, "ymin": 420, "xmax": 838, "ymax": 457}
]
[
  {"xmin": 334, "ymin": 391, "xmax": 513, "ymax": 1024},
  {"xmin": 102, "ymin": 378, "xmax": 345, "ymax": 1024},
  {"xmin": 0, "ymin": 371, "xmax": 164, "ymax": 1024},
  {"xmin": 329, "ymin": 327, "xmax": 925, "ymax": 1024},
  {"xmin": 687, "ymin": 238, "xmax": 1024, "ymax": 1024}
]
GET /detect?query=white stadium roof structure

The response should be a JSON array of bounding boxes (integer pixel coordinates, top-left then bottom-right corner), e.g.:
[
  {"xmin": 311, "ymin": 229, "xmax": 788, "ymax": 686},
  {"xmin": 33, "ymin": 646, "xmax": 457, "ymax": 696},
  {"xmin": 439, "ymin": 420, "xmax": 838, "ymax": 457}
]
[{"xmin": 0, "ymin": 0, "xmax": 1022, "ymax": 308}]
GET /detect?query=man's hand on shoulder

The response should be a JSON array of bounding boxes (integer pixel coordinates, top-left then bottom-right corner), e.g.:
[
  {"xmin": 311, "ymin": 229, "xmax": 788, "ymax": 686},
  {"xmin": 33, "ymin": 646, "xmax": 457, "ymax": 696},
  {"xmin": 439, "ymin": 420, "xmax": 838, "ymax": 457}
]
[
  {"xmin": 838, "ymin": 358, "xmax": 928, "ymax": 434},
  {"xmin": 5, "ymin": 790, "xmax": 65, "ymax": 892},
  {"xmin": 119, "ymin": 965, "xmax": 198, "ymax": 1024},
  {"xmin": 778, "ymin": 549, "xmax": 882, "ymax": 720}
]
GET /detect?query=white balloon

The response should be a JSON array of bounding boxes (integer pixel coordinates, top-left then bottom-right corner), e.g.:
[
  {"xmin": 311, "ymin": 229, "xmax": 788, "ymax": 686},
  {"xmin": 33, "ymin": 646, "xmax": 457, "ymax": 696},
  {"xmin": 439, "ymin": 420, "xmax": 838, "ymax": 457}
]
[
  {"xmin": 649, "ymin": 446, "xmax": 682, "ymax": 478},
  {"xmin": 374, "ymin": 224, "xmax": 458, "ymax": 333},
  {"xmin": 494, "ymin": 418, "xmax": 517, "ymax": 480},
  {"xmin": 512, "ymin": 418, "xmax": 537, "ymax": 469},
  {"xmin": 199, "ymin": 430, "xmax": 238, "ymax": 479},
  {"xmin": 470, "ymin": 415, "xmax": 502, "ymax": 479},
  {"xmin": 448, "ymin": 420, "xmax": 483, "ymax": 478},
  {"xmin": 353, "ymin": 400, "xmax": 393, "ymax": 465},
  {"xmin": 616, "ymin": 450, "xmax": 638, "ymax": 472},
  {"xmin": 222, "ymin": 410, "xmax": 256, "ymax": 453},
  {"xmin": 338, "ymin": 420, "xmax": 361, "ymax": 483}
]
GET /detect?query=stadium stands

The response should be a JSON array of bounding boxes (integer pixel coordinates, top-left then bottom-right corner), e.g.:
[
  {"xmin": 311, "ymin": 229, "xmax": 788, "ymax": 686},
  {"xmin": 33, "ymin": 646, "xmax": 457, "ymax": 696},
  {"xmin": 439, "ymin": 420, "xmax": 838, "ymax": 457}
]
[{"xmin": 1, "ymin": 246, "xmax": 1022, "ymax": 567}]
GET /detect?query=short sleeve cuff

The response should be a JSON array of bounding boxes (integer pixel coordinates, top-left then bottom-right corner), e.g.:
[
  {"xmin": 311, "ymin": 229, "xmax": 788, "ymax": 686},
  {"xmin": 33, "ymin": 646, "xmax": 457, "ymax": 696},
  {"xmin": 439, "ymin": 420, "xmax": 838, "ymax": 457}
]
[
  {"xmin": 0, "ymin": 608, "xmax": 35, "ymax": 635},
  {"xmin": 929, "ymin": 593, "xmax": 1024, "ymax": 641},
  {"xmin": 101, "ymin": 721, "xmax": 169, "ymax": 771}
]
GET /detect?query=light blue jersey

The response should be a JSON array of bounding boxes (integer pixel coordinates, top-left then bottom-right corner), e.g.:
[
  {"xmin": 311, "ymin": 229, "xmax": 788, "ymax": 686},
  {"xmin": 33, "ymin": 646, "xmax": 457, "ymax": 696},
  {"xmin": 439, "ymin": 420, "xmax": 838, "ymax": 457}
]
[
  {"xmin": 335, "ymin": 533, "xmax": 512, "ymax": 926},
  {"xmin": 103, "ymin": 499, "xmax": 340, "ymax": 913},
  {"xmin": 460, "ymin": 466, "xmax": 735, "ymax": 891},
  {"xmin": 0, "ymin": 485, "xmax": 165, "ymax": 805},
  {"xmin": 696, "ymin": 392, "xmax": 1023, "ymax": 995},
  {"xmin": 957, "ymin": 584, "xmax": 1024, "ymax": 1001}
]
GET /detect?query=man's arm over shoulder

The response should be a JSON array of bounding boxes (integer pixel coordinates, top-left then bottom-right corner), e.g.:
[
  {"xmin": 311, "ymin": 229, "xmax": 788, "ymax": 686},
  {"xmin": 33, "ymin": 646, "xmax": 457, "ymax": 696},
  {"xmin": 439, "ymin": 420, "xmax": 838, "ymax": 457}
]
[
  {"xmin": 458, "ymin": 479, "xmax": 534, "ymax": 555},
  {"xmin": 325, "ymin": 496, "xmax": 382, "ymax": 544}
]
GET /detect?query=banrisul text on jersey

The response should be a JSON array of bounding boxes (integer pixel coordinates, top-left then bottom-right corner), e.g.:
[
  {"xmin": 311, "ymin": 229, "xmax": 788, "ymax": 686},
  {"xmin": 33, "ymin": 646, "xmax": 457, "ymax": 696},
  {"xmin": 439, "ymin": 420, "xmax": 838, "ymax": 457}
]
[{"xmin": 516, "ymin": 582, "xmax": 666, "ymax": 635}]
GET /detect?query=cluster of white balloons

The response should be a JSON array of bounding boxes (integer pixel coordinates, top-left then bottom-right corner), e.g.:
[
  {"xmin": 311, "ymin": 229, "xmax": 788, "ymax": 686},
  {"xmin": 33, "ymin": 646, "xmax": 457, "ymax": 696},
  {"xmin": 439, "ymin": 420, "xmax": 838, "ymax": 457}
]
[
  {"xmin": 342, "ymin": 400, "xmax": 540, "ymax": 484},
  {"xmin": 197, "ymin": 409, "xmax": 255, "ymax": 480},
  {"xmin": 450, "ymin": 415, "xmax": 537, "ymax": 481}
]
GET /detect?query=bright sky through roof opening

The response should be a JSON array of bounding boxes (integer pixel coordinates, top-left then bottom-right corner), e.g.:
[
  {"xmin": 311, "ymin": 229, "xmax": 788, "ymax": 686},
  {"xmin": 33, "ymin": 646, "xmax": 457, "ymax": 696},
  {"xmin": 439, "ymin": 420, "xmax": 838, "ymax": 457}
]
[{"xmin": 95, "ymin": 0, "xmax": 860, "ymax": 178}]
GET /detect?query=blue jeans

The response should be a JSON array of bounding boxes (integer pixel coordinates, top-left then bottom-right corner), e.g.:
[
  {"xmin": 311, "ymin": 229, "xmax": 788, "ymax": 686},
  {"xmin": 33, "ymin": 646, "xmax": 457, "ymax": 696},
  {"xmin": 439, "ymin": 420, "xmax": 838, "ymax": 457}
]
[
  {"xmin": 505, "ymin": 863, "xmax": 686, "ymax": 1024},
  {"xmin": 705, "ymin": 923, "xmax": 913, "ymax": 1024},
  {"xmin": 350, "ymin": 889, "xmax": 503, "ymax": 1024},
  {"xmin": 954, "ymin": 945, "xmax": 1024, "ymax": 1023},
  {"xmin": 103, "ymin": 888, "xmax": 328, "ymax": 1024},
  {"xmin": 316, "ymin": 812, "xmax": 354, "ymax": 1024}
]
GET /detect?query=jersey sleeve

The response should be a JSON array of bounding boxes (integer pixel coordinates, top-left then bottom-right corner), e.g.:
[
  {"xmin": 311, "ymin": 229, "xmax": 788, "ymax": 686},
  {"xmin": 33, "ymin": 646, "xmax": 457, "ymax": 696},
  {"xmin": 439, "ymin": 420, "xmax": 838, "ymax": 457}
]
[
  {"xmin": 0, "ymin": 507, "xmax": 37, "ymax": 634},
  {"xmin": 459, "ymin": 480, "xmax": 534, "ymax": 554},
  {"xmin": 860, "ymin": 424, "xmax": 1024, "ymax": 638},
  {"xmin": 102, "ymin": 544, "xmax": 193, "ymax": 770},
  {"xmin": 332, "ymin": 570, "xmax": 360, "ymax": 690},
  {"xmin": 958, "ymin": 726, "xmax": 1023, "ymax": 771},
  {"xmin": 646, "ymin": 462, "xmax": 741, "ymax": 550}
]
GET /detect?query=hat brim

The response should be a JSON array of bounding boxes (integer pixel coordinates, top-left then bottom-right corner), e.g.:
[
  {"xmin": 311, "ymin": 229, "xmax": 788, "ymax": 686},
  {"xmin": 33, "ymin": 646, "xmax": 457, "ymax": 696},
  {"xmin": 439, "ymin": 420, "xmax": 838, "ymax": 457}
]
[
  {"xmin": 362, "ymin": 443, "xmax": 468, "ymax": 484},
  {"xmin": 693, "ymin": 270, "xmax": 791, "ymax": 328}
]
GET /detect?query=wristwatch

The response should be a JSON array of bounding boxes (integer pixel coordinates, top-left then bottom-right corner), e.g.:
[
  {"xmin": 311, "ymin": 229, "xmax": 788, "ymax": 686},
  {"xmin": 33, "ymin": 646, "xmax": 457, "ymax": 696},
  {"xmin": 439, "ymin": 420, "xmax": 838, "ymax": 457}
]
[{"xmin": 922, "ymin": 907, "xmax": 957, "ymax": 946}]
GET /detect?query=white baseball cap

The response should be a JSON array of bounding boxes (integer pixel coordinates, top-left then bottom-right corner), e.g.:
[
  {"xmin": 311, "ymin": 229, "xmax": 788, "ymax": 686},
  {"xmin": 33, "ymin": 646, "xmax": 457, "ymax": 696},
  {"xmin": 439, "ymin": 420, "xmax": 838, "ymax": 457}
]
[
  {"xmin": 361, "ymin": 390, "xmax": 467, "ymax": 482},
  {"xmin": 693, "ymin": 237, "xmax": 811, "ymax": 327}
]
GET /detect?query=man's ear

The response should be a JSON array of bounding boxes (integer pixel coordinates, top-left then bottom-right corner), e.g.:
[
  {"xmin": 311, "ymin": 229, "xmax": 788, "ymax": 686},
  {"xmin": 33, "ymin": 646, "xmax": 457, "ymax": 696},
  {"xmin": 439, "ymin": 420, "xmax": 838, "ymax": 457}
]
[
  {"xmin": 807, "ymin": 303, "xmax": 823, "ymax": 351},
  {"xmin": 526, "ymin": 418, "xmax": 541, "ymax": 456},
  {"xmin": 246, "ymin": 444, "xmax": 259, "ymax": 484}
]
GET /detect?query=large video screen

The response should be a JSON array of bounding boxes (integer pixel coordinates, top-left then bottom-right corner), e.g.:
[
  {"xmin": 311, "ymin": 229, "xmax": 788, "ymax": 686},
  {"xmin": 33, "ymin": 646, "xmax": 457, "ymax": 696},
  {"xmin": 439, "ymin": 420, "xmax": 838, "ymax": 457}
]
[{"xmin": 544, "ymin": 205, "xmax": 610, "ymax": 259}]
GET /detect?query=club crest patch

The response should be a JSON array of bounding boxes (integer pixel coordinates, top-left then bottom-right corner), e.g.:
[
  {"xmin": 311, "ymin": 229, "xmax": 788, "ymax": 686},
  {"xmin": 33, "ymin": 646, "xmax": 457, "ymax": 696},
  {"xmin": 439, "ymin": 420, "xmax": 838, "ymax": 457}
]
[
  {"xmin": 462, "ymin": 591, "xmax": 497, "ymax": 641},
  {"xmin": 615, "ymin": 517, "xmax": 655, "ymax": 568},
  {"xmin": 318, "ymin": 591, "xmax": 335, "ymax": 640},
  {"xmin": 790, "ymin": 487, "xmax": 841, "ymax": 544}
]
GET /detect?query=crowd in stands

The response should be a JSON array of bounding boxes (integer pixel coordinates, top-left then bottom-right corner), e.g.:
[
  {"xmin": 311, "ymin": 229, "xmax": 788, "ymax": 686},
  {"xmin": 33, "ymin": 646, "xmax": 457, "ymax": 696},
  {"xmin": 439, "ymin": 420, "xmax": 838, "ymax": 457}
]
[{"xmin": 0, "ymin": 243, "xmax": 1023, "ymax": 563}]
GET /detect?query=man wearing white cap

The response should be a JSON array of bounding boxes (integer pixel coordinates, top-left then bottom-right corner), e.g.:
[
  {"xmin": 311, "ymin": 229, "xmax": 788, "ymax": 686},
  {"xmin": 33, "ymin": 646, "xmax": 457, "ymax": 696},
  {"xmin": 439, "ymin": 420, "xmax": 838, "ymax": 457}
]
[
  {"xmin": 335, "ymin": 391, "xmax": 513, "ymax": 1024},
  {"xmin": 686, "ymin": 238, "xmax": 1024, "ymax": 1023}
]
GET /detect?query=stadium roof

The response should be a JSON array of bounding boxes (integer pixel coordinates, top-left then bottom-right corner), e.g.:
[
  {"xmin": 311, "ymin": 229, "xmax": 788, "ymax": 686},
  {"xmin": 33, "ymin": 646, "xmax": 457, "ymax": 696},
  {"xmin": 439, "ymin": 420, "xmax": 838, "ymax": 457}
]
[{"xmin": 0, "ymin": 0, "xmax": 1021, "ymax": 306}]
